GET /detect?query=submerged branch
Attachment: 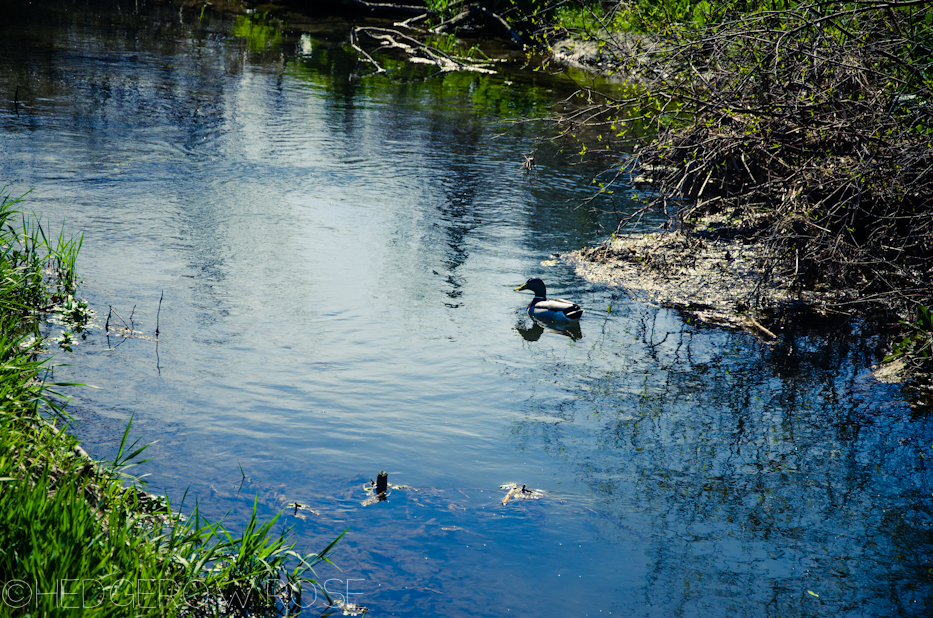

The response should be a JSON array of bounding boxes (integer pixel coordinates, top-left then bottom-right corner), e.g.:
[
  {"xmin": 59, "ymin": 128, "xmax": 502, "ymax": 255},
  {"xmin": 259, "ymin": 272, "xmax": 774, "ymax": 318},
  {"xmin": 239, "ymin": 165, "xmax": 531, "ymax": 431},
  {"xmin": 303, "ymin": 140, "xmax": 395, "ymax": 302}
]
[{"xmin": 351, "ymin": 25, "xmax": 500, "ymax": 74}]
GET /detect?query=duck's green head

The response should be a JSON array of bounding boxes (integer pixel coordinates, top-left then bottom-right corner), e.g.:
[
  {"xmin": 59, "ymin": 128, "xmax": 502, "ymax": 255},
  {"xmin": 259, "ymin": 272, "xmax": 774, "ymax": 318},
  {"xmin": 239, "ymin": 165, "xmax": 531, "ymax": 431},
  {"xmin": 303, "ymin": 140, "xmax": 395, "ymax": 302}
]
[{"xmin": 515, "ymin": 277, "xmax": 547, "ymax": 298}]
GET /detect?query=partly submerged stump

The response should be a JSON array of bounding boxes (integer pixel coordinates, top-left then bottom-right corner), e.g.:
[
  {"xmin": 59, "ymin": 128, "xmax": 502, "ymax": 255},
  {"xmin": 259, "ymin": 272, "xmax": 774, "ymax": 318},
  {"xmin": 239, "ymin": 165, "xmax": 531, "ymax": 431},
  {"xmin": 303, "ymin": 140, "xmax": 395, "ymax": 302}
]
[{"xmin": 361, "ymin": 471, "xmax": 392, "ymax": 506}]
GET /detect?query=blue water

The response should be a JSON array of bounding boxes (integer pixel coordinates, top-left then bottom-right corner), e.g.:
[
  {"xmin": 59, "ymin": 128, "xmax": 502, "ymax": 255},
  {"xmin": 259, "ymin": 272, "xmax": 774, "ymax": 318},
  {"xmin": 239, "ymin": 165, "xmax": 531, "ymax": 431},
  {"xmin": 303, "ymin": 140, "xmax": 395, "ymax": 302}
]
[{"xmin": 1, "ymin": 3, "xmax": 931, "ymax": 616}]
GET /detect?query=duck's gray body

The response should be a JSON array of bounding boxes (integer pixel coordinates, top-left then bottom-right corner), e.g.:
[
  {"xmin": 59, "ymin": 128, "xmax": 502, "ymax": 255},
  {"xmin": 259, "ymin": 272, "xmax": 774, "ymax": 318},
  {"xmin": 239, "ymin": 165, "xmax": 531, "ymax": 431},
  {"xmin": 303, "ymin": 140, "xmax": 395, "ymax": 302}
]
[{"xmin": 515, "ymin": 278, "xmax": 584, "ymax": 322}]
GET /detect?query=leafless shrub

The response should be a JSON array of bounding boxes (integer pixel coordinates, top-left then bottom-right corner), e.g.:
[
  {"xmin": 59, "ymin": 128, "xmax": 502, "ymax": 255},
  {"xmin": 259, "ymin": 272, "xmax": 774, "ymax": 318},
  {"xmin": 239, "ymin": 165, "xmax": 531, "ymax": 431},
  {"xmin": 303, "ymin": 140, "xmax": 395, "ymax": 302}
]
[{"xmin": 598, "ymin": 1, "xmax": 933, "ymax": 307}]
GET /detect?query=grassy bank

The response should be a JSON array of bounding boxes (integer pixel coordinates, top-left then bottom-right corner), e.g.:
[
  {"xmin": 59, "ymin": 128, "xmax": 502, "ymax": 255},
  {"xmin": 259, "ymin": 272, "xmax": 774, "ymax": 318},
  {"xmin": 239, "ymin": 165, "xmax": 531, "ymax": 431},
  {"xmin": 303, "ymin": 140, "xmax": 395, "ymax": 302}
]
[{"xmin": 0, "ymin": 190, "xmax": 341, "ymax": 617}]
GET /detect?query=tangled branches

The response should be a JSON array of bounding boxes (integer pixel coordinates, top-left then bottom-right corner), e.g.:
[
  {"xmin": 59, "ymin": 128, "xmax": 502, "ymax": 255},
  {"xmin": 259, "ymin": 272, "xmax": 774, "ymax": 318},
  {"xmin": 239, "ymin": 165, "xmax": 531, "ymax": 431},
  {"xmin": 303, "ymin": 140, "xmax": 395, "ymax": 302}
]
[
  {"xmin": 605, "ymin": 1, "xmax": 933, "ymax": 309},
  {"xmin": 350, "ymin": 25, "xmax": 500, "ymax": 74},
  {"xmin": 347, "ymin": 1, "xmax": 523, "ymax": 76}
]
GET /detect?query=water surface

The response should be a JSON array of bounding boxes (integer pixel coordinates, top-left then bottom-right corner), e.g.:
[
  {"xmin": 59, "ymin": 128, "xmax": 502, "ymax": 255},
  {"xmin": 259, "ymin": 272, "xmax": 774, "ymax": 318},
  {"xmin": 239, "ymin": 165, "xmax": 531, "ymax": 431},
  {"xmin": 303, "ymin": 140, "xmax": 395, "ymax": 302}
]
[{"xmin": 1, "ymin": 3, "xmax": 931, "ymax": 616}]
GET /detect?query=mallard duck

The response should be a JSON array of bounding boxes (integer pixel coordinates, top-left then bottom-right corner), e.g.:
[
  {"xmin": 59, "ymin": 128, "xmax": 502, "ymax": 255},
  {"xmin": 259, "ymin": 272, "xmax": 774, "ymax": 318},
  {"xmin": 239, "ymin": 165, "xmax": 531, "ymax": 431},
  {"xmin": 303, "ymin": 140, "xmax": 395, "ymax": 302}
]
[{"xmin": 515, "ymin": 278, "xmax": 584, "ymax": 322}]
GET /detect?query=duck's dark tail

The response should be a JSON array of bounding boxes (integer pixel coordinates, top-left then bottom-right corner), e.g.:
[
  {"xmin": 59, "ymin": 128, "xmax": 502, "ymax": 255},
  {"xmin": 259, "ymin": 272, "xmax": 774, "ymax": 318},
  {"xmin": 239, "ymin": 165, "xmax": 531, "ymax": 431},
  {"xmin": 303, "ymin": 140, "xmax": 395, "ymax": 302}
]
[{"xmin": 564, "ymin": 305, "xmax": 584, "ymax": 321}]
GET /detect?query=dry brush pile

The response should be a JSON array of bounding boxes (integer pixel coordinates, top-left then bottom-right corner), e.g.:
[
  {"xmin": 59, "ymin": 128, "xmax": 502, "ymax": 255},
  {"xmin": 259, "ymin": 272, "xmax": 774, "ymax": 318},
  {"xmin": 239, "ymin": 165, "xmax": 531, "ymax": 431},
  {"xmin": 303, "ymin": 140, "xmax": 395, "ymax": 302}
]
[{"xmin": 596, "ymin": 0, "xmax": 933, "ymax": 310}]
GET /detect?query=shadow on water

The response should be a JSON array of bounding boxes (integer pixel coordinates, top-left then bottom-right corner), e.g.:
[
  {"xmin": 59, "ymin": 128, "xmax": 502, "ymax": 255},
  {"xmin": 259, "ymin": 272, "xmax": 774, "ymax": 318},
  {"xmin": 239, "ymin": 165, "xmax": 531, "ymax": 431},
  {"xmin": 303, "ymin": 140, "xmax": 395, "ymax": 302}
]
[
  {"xmin": 516, "ymin": 318, "xmax": 583, "ymax": 341},
  {"xmin": 509, "ymin": 304, "xmax": 933, "ymax": 615},
  {"xmin": 0, "ymin": 2, "xmax": 931, "ymax": 617}
]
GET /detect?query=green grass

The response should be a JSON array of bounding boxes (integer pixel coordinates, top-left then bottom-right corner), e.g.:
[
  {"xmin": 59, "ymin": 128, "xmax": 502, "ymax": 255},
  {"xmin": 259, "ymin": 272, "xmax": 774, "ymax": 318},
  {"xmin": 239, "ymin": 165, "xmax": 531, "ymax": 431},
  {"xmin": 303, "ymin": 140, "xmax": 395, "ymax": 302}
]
[
  {"xmin": 426, "ymin": 0, "xmax": 460, "ymax": 21},
  {"xmin": 0, "ymin": 189, "xmax": 343, "ymax": 616},
  {"xmin": 534, "ymin": 0, "xmax": 795, "ymax": 35},
  {"xmin": 885, "ymin": 305, "xmax": 933, "ymax": 373}
]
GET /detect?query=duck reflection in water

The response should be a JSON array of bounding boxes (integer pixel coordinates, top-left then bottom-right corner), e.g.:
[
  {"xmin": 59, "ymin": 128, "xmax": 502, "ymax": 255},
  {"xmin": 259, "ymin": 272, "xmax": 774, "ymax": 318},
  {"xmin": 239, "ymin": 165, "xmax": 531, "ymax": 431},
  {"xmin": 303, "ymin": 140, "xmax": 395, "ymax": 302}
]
[{"xmin": 516, "ymin": 319, "xmax": 583, "ymax": 341}]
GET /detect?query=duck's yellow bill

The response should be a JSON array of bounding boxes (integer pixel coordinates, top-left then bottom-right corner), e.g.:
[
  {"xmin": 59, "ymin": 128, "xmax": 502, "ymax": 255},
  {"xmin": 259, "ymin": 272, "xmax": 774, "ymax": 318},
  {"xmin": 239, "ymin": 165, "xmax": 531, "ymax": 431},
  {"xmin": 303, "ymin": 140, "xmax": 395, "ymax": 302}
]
[{"xmin": 514, "ymin": 283, "xmax": 528, "ymax": 291}]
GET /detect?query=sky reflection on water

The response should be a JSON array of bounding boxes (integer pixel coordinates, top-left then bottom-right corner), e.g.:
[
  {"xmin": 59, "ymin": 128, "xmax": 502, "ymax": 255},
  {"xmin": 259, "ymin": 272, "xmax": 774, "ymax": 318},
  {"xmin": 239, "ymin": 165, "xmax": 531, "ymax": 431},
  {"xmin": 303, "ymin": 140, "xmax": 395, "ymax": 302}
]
[{"xmin": 1, "ymin": 3, "xmax": 931, "ymax": 616}]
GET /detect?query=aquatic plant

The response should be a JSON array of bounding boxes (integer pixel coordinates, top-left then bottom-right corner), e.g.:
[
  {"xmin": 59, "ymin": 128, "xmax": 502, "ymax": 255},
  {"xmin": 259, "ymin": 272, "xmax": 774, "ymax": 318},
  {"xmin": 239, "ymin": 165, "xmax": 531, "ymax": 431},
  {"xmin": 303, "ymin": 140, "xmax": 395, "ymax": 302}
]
[
  {"xmin": 885, "ymin": 305, "xmax": 933, "ymax": 373},
  {"xmin": 0, "ymin": 189, "xmax": 84, "ymax": 320}
]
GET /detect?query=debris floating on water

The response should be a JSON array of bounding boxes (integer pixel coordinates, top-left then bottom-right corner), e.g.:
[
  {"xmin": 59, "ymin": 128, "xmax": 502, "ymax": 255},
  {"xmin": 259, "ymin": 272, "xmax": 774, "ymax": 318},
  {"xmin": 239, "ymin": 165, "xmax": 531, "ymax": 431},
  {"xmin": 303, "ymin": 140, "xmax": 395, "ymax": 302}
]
[
  {"xmin": 500, "ymin": 483, "xmax": 545, "ymax": 505},
  {"xmin": 286, "ymin": 502, "xmax": 321, "ymax": 519},
  {"xmin": 334, "ymin": 599, "xmax": 369, "ymax": 616}
]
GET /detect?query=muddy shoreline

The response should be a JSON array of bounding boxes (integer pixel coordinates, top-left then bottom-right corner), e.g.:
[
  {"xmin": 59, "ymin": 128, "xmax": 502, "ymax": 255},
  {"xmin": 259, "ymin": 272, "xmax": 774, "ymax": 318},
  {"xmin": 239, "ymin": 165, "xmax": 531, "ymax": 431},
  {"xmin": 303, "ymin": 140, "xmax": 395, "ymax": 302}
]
[
  {"xmin": 561, "ymin": 223, "xmax": 924, "ymax": 387},
  {"xmin": 564, "ymin": 223, "xmax": 850, "ymax": 339}
]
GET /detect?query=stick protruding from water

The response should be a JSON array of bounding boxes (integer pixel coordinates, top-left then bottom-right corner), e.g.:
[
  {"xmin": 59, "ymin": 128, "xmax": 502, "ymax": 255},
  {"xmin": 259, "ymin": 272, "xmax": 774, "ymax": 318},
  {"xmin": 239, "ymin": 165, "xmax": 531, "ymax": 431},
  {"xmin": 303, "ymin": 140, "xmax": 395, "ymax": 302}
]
[
  {"xmin": 376, "ymin": 471, "xmax": 388, "ymax": 499},
  {"xmin": 155, "ymin": 290, "xmax": 163, "ymax": 337}
]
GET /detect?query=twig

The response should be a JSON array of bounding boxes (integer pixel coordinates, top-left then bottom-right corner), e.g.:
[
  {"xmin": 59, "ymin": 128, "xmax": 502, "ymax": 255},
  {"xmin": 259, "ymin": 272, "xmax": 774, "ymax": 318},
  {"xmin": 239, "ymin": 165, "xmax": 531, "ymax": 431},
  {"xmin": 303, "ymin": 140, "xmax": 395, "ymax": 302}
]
[
  {"xmin": 350, "ymin": 27, "xmax": 386, "ymax": 74},
  {"xmin": 109, "ymin": 307, "xmax": 128, "ymax": 330},
  {"xmin": 155, "ymin": 290, "xmax": 163, "ymax": 337}
]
